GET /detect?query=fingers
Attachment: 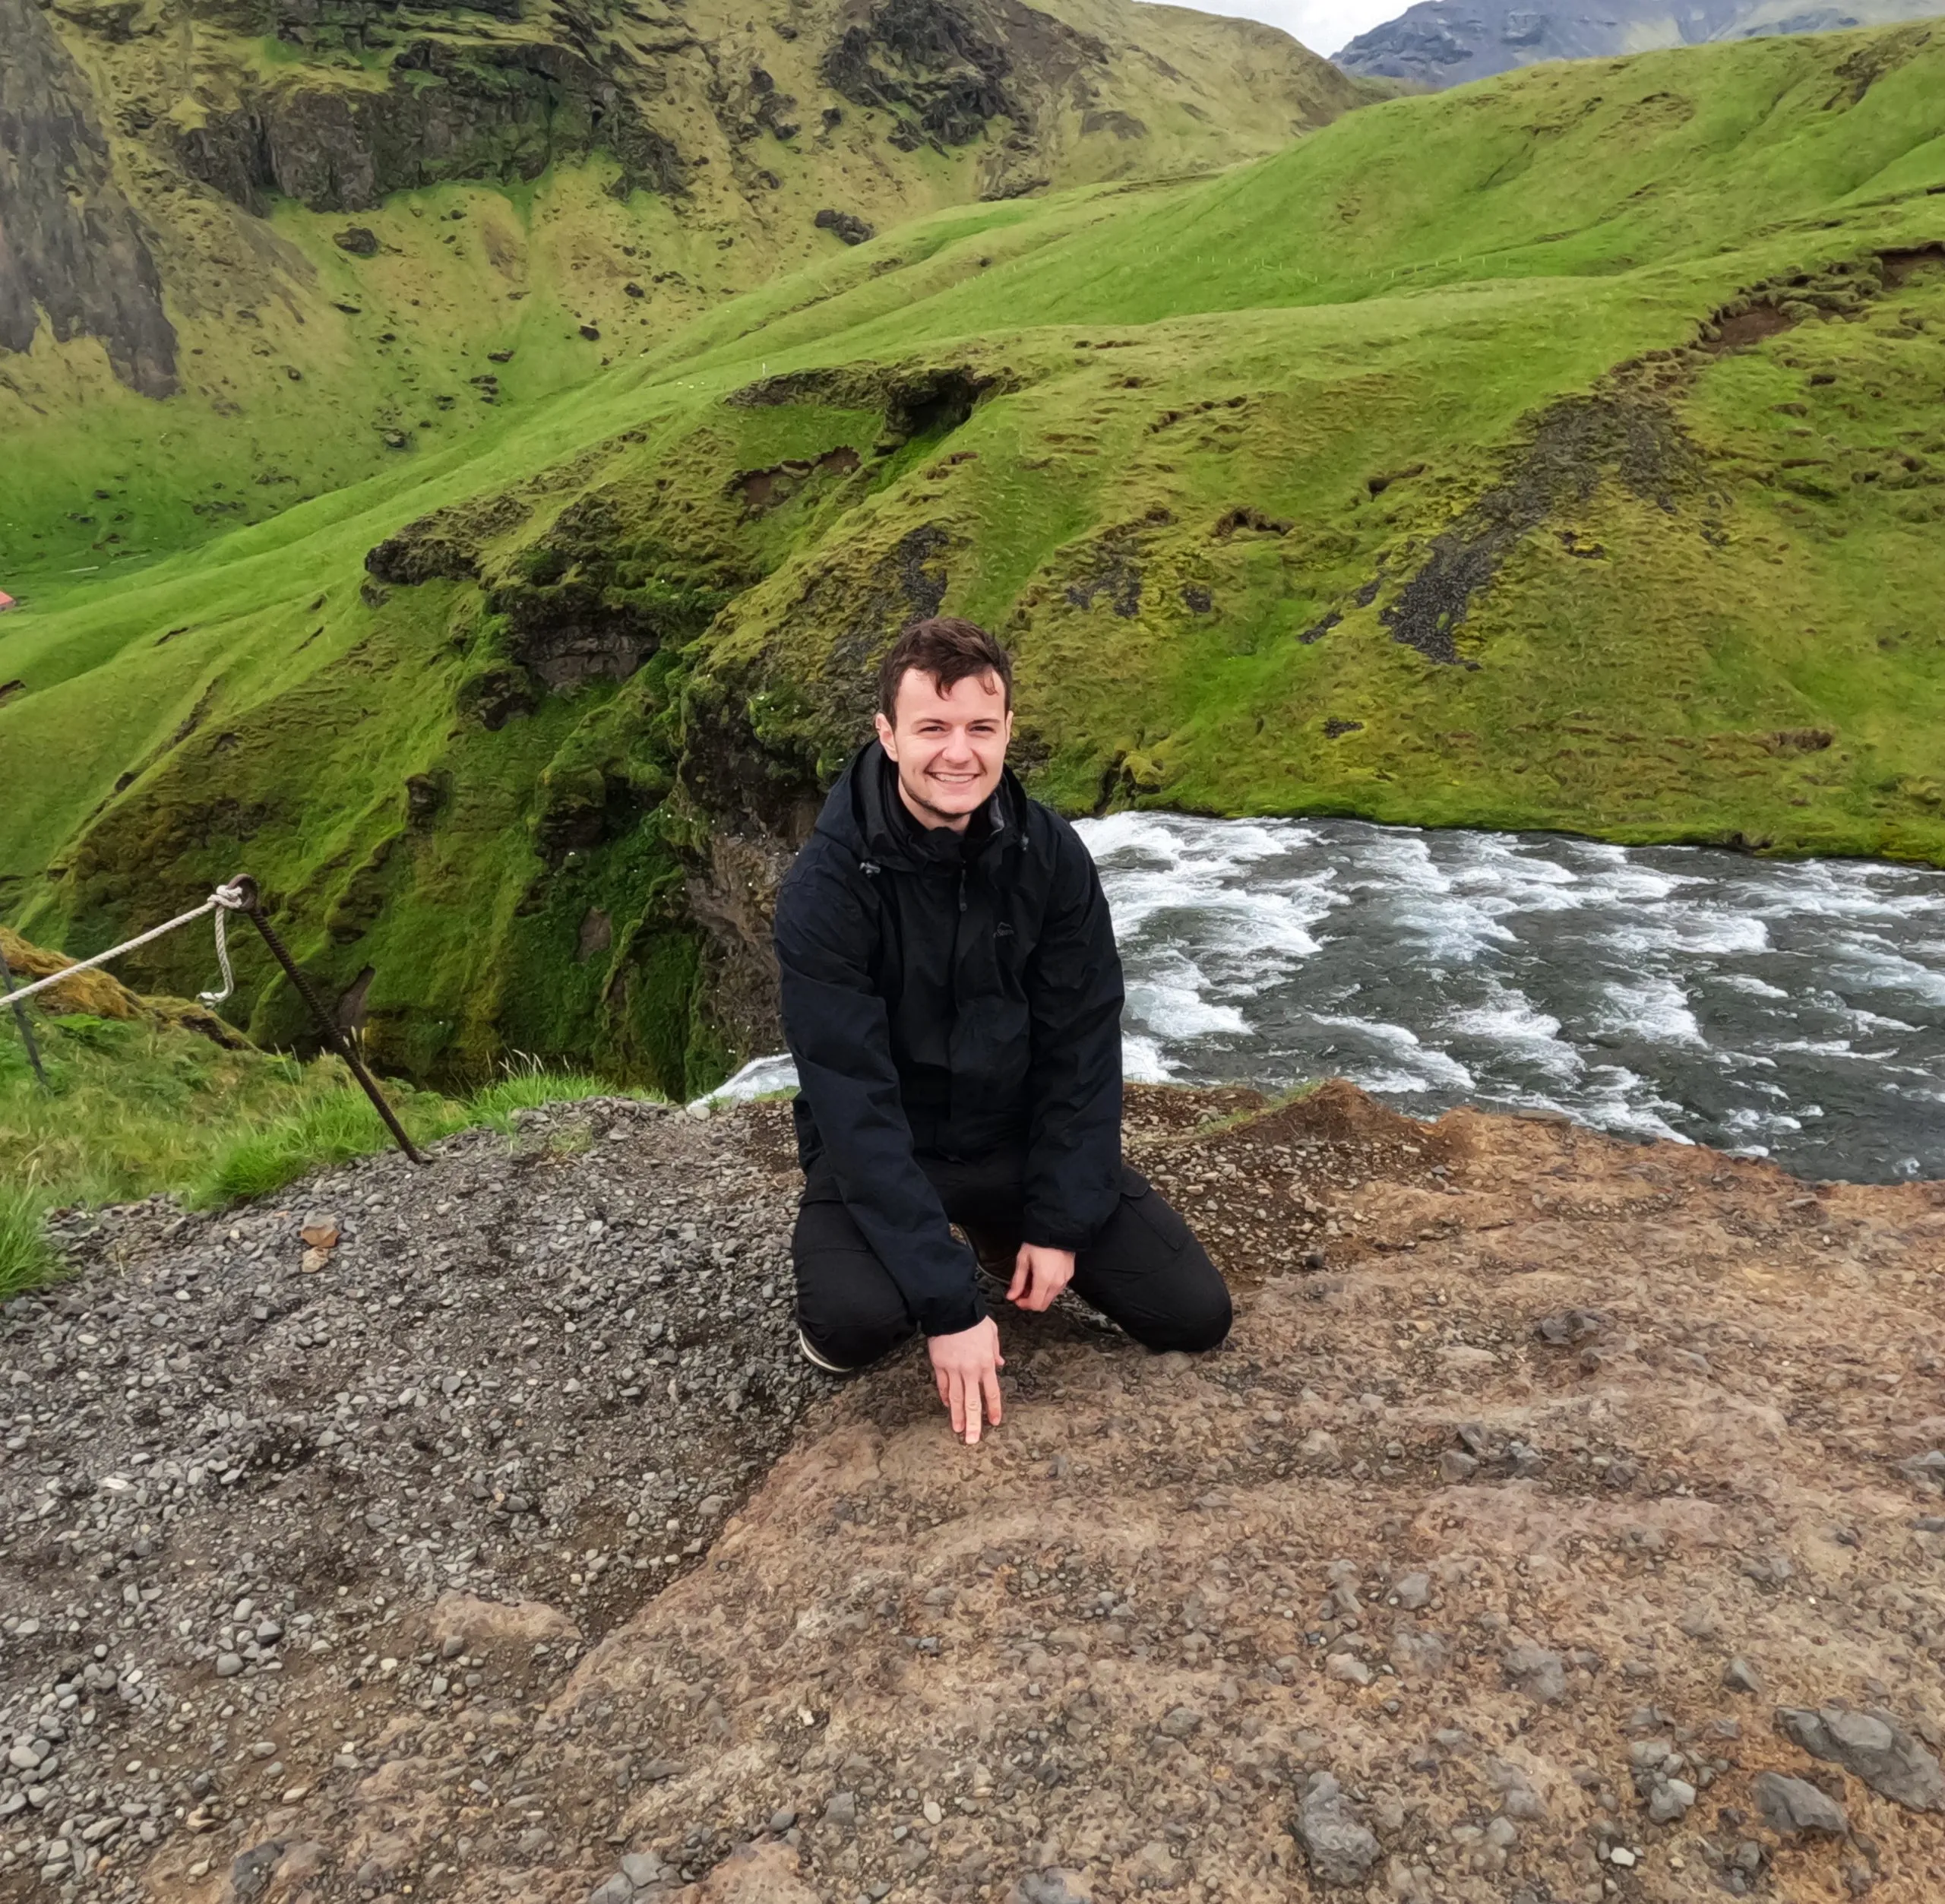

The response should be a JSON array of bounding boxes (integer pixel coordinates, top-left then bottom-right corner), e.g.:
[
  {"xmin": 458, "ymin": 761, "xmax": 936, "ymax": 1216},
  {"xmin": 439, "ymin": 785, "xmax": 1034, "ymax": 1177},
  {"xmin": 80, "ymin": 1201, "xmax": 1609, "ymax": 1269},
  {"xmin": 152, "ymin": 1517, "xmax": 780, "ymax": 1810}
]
[
  {"xmin": 980, "ymin": 1362, "xmax": 1004, "ymax": 1430},
  {"xmin": 1006, "ymin": 1243, "xmax": 1030, "ymax": 1305},
  {"xmin": 947, "ymin": 1369, "xmax": 966, "ymax": 1441},
  {"xmin": 963, "ymin": 1370, "xmax": 984, "ymax": 1445}
]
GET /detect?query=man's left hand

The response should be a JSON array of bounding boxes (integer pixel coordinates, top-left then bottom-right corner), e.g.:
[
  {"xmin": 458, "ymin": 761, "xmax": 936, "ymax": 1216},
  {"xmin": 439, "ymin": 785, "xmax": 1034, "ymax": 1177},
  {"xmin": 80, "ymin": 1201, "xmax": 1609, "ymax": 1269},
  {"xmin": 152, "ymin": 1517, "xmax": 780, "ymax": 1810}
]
[{"xmin": 1007, "ymin": 1242, "xmax": 1075, "ymax": 1313}]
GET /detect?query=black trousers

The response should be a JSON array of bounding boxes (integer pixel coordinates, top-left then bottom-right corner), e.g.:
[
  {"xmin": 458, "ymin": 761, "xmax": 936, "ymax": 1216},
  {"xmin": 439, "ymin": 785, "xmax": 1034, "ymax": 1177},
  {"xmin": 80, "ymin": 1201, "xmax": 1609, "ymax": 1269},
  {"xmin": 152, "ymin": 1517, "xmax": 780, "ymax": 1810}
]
[{"xmin": 793, "ymin": 1149, "xmax": 1232, "ymax": 1371}]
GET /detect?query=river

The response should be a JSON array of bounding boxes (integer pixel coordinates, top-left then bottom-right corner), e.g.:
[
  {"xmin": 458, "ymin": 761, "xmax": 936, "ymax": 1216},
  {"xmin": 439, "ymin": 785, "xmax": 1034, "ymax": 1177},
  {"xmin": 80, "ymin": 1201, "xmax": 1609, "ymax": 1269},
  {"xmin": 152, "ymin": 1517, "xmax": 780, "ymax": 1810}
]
[{"xmin": 711, "ymin": 815, "xmax": 1945, "ymax": 1184}]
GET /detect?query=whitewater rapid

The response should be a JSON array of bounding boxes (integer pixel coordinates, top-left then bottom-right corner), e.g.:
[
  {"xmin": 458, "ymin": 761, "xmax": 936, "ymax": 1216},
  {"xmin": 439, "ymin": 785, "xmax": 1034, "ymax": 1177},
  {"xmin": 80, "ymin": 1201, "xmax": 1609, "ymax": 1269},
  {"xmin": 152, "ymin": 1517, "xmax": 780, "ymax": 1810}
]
[{"xmin": 710, "ymin": 816, "xmax": 1945, "ymax": 1184}]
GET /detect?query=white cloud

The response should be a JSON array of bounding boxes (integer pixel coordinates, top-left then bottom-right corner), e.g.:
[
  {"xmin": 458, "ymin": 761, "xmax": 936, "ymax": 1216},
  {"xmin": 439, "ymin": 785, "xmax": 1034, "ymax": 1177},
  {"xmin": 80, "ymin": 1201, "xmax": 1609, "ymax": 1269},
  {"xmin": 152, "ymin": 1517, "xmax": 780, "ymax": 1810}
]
[{"xmin": 1152, "ymin": 0, "xmax": 1408, "ymax": 60}]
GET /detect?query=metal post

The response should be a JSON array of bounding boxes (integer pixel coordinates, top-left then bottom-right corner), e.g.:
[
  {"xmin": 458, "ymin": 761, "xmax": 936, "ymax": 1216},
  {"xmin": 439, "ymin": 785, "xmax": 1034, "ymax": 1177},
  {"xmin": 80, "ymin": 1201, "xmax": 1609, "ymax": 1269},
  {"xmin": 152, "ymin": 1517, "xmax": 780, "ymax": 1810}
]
[
  {"xmin": 226, "ymin": 875, "xmax": 426, "ymax": 1165},
  {"xmin": 0, "ymin": 938, "xmax": 49, "ymax": 1090}
]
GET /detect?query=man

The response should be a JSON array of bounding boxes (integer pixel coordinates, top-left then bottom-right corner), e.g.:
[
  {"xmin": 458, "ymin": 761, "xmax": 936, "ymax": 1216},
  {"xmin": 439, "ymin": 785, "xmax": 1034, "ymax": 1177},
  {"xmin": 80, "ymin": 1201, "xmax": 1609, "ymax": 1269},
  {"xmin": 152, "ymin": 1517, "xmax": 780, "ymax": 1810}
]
[{"xmin": 773, "ymin": 615, "xmax": 1232, "ymax": 1444}]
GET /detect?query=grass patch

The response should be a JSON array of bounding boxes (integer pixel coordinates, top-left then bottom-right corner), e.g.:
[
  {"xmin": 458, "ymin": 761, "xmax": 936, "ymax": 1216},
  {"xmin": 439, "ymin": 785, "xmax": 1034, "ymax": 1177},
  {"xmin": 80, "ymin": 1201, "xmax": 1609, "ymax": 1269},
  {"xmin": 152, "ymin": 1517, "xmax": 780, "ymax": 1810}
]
[
  {"xmin": 189, "ymin": 1083, "xmax": 466, "ymax": 1208},
  {"xmin": 464, "ymin": 1055, "xmax": 633, "ymax": 1134},
  {"xmin": 0, "ymin": 1185, "xmax": 59, "ymax": 1301}
]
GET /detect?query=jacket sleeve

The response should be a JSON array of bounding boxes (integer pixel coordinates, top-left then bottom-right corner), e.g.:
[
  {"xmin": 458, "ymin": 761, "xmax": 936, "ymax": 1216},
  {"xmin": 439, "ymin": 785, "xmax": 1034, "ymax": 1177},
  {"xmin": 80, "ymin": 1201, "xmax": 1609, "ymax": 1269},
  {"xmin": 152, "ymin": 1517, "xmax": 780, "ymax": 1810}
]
[
  {"xmin": 1023, "ymin": 818, "xmax": 1125, "ymax": 1250},
  {"xmin": 774, "ymin": 846, "xmax": 984, "ymax": 1338}
]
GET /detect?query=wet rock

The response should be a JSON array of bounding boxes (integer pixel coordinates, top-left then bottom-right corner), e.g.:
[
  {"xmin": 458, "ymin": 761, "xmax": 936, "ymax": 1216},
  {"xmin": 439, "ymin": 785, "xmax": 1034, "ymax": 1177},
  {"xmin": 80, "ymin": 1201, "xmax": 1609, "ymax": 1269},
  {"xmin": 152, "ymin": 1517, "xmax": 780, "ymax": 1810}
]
[
  {"xmin": 1295, "ymin": 1772, "xmax": 1381, "ymax": 1887},
  {"xmin": 1755, "ymin": 1771, "xmax": 1850, "ymax": 1837},
  {"xmin": 1776, "ymin": 1706, "xmax": 1945, "ymax": 1811},
  {"xmin": 334, "ymin": 226, "xmax": 379, "ymax": 256}
]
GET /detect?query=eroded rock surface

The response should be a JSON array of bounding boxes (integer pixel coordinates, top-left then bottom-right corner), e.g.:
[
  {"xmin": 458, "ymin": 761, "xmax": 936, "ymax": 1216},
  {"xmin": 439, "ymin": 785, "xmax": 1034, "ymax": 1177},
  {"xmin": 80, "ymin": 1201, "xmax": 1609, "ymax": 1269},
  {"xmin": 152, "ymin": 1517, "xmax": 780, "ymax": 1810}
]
[{"xmin": 5, "ymin": 1081, "xmax": 1945, "ymax": 1902}]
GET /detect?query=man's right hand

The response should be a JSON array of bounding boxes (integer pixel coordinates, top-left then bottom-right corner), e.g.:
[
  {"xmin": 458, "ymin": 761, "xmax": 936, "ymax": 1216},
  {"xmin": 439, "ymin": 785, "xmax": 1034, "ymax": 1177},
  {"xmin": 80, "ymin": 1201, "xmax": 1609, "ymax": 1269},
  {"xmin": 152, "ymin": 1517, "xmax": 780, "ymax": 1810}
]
[{"xmin": 927, "ymin": 1317, "xmax": 1005, "ymax": 1444}]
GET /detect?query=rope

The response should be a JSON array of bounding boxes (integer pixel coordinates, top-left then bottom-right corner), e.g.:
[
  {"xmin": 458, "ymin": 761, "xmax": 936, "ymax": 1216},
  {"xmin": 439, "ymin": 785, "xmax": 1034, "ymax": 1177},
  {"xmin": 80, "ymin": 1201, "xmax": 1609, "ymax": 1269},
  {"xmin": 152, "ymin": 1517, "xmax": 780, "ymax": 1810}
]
[
  {"xmin": 3, "ymin": 883, "xmax": 249, "ymax": 1012},
  {"xmin": 198, "ymin": 893, "xmax": 240, "ymax": 1007}
]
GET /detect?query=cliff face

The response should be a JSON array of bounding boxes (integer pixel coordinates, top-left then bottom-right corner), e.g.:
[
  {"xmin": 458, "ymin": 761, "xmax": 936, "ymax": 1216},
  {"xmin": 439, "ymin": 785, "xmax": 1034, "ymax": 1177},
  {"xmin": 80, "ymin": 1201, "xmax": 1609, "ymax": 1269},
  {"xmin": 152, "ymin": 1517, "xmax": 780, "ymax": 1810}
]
[
  {"xmin": 0, "ymin": 0, "xmax": 178, "ymax": 397},
  {"xmin": 1333, "ymin": 0, "xmax": 1945, "ymax": 87}
]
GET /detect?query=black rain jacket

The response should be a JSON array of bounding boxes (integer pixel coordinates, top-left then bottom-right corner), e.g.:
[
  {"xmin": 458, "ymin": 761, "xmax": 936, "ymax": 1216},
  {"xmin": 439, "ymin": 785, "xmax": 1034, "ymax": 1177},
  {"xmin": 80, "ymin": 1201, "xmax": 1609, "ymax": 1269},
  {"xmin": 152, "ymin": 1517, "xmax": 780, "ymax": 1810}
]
[{"xmin": 774, "ymin": 740, "xmax": 1124, "ymax": 1337}]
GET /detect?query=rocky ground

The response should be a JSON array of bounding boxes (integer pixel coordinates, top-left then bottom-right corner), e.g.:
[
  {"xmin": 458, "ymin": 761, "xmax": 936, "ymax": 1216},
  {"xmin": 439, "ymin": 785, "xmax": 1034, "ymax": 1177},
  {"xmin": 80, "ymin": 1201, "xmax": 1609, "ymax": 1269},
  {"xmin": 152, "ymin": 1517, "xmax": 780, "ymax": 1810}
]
[{"xmin": 4, "ymin": 1083, "xmax": 1945, "ymax": 1904}]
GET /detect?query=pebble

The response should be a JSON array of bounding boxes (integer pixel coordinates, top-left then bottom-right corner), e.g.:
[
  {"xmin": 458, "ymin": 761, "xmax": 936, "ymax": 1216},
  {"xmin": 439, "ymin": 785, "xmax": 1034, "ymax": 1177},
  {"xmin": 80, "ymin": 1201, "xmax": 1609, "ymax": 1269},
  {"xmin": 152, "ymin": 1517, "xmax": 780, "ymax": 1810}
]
[
  {"xmin": 1776, "ymin": 1703, "xmax": 1945, "ymax": 1809},
  {"xmin": 1721, "ymin": 1656, "xmax": 1763, "ymax": 1695},
  {"xmin": 1295, "ymin": 1771, "xmax": 1381, "ymax": 1887},
  {"xmin": 1754, "ymin": 1771, "xmax": 1849, "ymax": 1837},
  {"xmin": 1502, "ymin": 1643, "xmax": 1567, "ymax": 1704}
]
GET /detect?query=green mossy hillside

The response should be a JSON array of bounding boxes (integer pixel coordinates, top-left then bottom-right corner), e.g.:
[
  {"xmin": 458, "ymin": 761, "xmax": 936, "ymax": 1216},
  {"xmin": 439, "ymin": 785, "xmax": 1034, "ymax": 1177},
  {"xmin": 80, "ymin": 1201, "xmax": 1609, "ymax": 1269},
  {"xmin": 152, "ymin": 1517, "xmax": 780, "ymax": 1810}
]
[
  {"xmin": 3, "ymin": 26, "xmax": 1943, "ymax": 1097},
  {"xmin": 2, "ymin": 0, "xmax": 1361, "ymax": 585}
]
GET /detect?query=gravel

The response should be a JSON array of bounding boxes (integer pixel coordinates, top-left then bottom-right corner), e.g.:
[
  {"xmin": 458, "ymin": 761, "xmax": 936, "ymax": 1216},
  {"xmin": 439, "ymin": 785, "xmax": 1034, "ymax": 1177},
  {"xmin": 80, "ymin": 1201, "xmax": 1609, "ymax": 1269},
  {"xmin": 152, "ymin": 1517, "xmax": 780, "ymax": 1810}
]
[{"xmin": 0, "ymin": 1096, "xmax": 818, "ymax": 1896}]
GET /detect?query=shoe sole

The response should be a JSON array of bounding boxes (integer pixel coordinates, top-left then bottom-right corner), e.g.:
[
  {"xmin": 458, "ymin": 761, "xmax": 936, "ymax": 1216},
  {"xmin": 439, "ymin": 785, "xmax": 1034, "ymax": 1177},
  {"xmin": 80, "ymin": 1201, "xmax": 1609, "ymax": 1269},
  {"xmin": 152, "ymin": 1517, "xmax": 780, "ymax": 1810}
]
[{"xmin": 797, "ymin": 1328, "xmax": 855, "ymax": 1374}]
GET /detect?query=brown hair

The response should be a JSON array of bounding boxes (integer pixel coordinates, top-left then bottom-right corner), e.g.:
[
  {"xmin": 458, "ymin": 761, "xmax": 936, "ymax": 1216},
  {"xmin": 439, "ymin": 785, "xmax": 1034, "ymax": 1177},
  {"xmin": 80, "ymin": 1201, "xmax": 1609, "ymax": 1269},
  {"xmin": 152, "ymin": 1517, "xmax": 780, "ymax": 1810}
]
[{"xmin": 876, "ymin": 617, "xmax": 1014, "ymax": 721}]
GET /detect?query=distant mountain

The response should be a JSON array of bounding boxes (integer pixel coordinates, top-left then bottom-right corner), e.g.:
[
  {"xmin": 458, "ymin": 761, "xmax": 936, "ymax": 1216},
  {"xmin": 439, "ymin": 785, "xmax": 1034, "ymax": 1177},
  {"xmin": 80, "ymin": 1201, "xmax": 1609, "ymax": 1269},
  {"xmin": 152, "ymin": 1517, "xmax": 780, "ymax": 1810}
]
[{"xmin": 1334, "ymin": 0, "xmax": 1945, "ymax": 87}]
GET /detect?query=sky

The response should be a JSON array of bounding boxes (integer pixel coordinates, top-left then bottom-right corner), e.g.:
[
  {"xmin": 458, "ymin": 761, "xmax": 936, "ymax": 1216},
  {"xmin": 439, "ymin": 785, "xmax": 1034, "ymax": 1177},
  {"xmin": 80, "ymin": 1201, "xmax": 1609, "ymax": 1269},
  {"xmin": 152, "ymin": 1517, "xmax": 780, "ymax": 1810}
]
[{"xmin": 1173, "ymin": 0, "xmax": 1415, "ymax": 58}]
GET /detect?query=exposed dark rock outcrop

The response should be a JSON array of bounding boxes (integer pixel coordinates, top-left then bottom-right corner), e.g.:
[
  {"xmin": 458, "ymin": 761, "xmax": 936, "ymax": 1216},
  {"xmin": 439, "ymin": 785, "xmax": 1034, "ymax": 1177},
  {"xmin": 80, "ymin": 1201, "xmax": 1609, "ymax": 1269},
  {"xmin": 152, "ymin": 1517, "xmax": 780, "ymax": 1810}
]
[
  {"xmin": 0, "ymin": 0, "xmax": 178, "ymax": 396},
  {"xmin": 1375, "ymin": 393, "xmax": 1717, "ymax": 665},
  {"xmin": 814, "ymin": 207, "xmax": 875, "ymax": 245},
  {"xmin": 821, "ymin": 0, "xmax": 1107, "ymax": 150},
  {"xmin": 172, "ymin": 33, "xmax": 685, "ymax": 214}
]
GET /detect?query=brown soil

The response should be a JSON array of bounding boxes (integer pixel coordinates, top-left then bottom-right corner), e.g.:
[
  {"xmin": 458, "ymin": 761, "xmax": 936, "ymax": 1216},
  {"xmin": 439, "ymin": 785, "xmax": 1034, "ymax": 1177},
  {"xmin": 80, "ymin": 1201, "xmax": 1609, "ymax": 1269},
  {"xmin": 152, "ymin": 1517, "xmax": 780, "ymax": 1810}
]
[{"xmin": 12, "ymin": 1083, "xmax": 1945, "ymax": 1904}]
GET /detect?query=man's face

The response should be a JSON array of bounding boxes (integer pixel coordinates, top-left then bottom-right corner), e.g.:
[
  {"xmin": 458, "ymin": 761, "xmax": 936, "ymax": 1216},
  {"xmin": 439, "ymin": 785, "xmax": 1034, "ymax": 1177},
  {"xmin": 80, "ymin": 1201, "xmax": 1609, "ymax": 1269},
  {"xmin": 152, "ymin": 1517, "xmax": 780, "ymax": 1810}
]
[{"xmin": 875, "ymin": 667, "xmax": 1012, "ymax": 833}]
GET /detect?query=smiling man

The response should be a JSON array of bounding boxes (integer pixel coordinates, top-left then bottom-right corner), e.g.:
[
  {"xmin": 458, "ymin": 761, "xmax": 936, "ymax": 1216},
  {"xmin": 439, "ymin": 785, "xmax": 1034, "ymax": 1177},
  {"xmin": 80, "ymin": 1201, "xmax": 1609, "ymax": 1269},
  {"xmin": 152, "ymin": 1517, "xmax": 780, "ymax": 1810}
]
[{"xmin": 773, "ymin": 616, "xmax": 1232, "ymax": 1444}]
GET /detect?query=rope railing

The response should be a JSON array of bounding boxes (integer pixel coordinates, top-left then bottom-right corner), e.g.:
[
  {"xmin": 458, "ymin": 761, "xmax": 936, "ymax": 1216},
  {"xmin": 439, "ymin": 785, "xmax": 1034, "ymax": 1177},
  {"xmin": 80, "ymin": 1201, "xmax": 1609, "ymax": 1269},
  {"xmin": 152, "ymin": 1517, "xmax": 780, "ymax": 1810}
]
[{"xmin": 2, "ymin": 874, "xmax": 423, "ymax": 1164}]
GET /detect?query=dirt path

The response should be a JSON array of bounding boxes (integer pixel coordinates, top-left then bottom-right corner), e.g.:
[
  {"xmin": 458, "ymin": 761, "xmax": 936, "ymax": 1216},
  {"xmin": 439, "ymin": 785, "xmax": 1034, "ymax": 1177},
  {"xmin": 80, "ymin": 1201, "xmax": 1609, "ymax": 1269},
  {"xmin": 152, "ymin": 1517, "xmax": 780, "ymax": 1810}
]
[{"xmin": 5, "ymin": 1085, "xmax": 1945, "ymax": 1903}]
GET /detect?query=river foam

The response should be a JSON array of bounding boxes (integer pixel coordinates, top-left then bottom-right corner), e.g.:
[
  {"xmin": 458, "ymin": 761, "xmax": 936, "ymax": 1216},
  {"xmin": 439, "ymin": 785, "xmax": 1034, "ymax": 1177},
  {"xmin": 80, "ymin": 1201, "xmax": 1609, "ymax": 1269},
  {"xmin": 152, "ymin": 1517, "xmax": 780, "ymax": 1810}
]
[{"xmin": 707, "ymin": 816, "xmax": 1945, "ymax": 1184}]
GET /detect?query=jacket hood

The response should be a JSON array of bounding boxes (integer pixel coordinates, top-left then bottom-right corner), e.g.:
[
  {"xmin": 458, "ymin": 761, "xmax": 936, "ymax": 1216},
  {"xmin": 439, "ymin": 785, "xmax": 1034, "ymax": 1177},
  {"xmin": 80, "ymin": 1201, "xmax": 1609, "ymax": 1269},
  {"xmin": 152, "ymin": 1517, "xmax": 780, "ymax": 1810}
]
[{"xmin": 814, "ymin": 740, "xmax": 1025, "ymax": 877}]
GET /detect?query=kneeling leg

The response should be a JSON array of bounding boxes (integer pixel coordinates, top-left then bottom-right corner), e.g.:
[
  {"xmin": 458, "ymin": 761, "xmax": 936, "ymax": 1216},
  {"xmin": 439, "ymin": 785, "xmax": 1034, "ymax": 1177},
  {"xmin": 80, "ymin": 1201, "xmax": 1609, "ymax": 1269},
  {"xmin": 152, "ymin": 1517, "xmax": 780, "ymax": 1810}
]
[
  {"xmin": 1071, "ymin": 1169, "xmax": 1232, "ymax": 1354},
  {"xmin": 792, "ymin": 1192, "xmax": 917, "ymax": 1372}
]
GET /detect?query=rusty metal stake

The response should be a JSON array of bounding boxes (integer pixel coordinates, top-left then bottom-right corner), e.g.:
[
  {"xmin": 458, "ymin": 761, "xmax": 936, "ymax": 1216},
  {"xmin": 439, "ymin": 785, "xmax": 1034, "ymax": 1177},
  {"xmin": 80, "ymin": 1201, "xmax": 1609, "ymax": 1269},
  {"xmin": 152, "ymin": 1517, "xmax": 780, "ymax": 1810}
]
[
  {"xmin": 0, "ymin": 938, "xmax": 49, "ymax": 1090},
  {"xmin": 226, "ymin": 875, "xmax": 425, "ymax": 1165}
]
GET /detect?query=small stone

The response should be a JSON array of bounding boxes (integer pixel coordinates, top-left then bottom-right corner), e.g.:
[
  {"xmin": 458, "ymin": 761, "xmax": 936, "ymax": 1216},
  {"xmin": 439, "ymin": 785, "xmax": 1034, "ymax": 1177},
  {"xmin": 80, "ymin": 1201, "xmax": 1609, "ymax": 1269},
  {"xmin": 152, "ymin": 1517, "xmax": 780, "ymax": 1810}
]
[
  {"xmin": 1325, "ymin": 1653, "xmax": 1374, "ymax": 1687},
  {"xmin": 215, "ymin": 1653, "xmax": 245, "ymax": 1678},
  {"xmin": 922, "ymin": 1798, "xmax": 944, "ymax": 1825},
  {"xmin": 1390, "ymin": 1571, "xmax": 1431, "ymax": 1611},
  {"xmin": 764, "ymin": 1812, "xmax": 795, "ymax": 1836},
  {"xmin": 1649, "ymin": 1779, "xmax": 1696, "ymax": 1822},
  {"xmin": 1009, "ymin": 1870, "xmax": 1091, "ymax": 1904},
  {"xmin": 1722, "ymin": 1656, "xmax": 1763, "ymax": 1695},
  {"xmin": 1438, "ymin": 1450, "xmax": 1479, "ymax": 1483},
  {"xmin": 824, "ymin": 1790, "xmax": 858, "ymax": 1830},
  {"xmin": 1502, "ymin": 1643, "xmax": 1566, "ymax": 1703},
  {"xmin": 587, "ymin": 1877, "xmax": 633, "ymax": 1904},
  {"xmin": 1295, "ymin": 1771, "xmax": 1381, "ymax": 1887},
  {"xmin": 1754, "ymin": 1771, "xmax": 1849, "ymax": 1837},
  {"xmin": 1776, "ymin": 1704, "xmax": 1945, "ymax": 1811},
  {"xmin": 1608, "ymin": 1845, "xmax": 1637, "ymax": 1867}
]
